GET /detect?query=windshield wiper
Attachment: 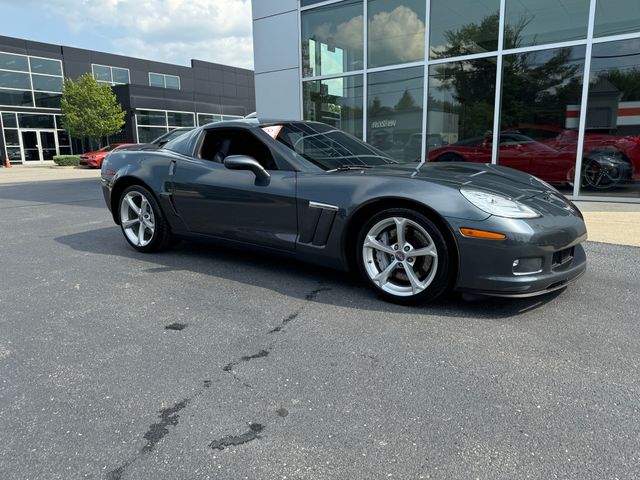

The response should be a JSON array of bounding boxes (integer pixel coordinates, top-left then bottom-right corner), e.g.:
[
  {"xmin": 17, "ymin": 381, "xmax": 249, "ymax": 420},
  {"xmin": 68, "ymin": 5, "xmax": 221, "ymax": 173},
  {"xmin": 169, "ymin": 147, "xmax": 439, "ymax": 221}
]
[{"xmin": 326, "ymin": 165, "xmax": 374, "ymax": 173}]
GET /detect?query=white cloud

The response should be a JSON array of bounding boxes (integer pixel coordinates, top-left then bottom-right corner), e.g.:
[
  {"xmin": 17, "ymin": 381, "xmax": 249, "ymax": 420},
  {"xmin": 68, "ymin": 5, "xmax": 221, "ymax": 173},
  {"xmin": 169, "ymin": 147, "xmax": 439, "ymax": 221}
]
[
  {"xmin": 368, "ymin": 6, "xmax": 425, "ymax": 66},
  {"xmin": 7, "ymin": 0, "xmax": 254, "ymax": 68}
]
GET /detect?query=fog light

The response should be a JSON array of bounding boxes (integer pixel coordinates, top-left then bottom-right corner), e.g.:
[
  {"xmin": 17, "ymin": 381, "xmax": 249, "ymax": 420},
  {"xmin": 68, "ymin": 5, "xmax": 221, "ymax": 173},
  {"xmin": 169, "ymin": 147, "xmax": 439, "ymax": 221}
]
[{"xmin": 513, "ymin": 257, "xmax": 543, "ymax": 276}]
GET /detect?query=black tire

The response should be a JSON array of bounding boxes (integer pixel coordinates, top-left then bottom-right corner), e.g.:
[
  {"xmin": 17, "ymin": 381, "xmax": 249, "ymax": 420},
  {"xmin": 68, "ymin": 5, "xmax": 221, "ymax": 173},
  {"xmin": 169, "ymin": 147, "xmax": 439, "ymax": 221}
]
[
  {"xmin": 581, "ymin": 155, "xmax": 627, "ymax": 190},
  {"xmin": 118, "ymin": 184, "xmax": 172, "ymax": 253},
  {"xmin": 436, "ymin": 153, "xmax": 465, "ymax": 162},
  {"xmin": 356, "ymin": 208, "xmax": 452, "ymax": 304}
]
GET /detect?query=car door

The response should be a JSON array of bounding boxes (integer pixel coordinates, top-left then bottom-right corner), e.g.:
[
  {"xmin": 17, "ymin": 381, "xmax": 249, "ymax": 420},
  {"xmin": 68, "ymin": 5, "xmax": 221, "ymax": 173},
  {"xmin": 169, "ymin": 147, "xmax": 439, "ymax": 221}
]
[
  {"xmin": 495, "ymin": 134, "xmax": 532, "ymax": 173},
  {"xmin": 169, "ymin": 128, "xmax": 298, "ymax": 252}
]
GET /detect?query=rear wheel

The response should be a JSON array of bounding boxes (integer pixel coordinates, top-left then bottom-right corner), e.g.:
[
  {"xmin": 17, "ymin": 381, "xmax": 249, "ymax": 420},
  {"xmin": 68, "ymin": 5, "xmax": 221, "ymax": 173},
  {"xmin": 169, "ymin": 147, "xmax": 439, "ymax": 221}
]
[
  {"xmin": 356, "ymin": 208, "xmax": 452, "ymax": 304},
  {"xmin": 118, "ymin": 185, "xmax": 172, "ymax": 252},
  {"xmin": 582, "ymin": 156, "xmax": 625, "ymax": 190}
]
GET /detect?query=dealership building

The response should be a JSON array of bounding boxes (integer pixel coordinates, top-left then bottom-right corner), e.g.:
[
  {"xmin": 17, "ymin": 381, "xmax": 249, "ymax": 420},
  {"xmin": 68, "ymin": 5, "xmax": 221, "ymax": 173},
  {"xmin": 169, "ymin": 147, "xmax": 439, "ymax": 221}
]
[
  {"xmin": 251, "ymin": 0, "xmax": 640, "ymax": 202},
  {"xmin": 0, "ymin": 35, "xmax": 255, "ymax": 164}
]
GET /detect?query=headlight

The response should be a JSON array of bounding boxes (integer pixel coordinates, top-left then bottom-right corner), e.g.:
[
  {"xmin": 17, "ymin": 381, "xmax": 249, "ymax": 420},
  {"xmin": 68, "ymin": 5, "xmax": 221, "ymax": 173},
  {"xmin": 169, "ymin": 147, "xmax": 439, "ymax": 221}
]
[
  {"xmin": 460, "ymin": 188, "xmax": 540, "ymax": 219},
  {"xmin": 90, "ymin": 155, "xmax": 99, "ymax": 159}
]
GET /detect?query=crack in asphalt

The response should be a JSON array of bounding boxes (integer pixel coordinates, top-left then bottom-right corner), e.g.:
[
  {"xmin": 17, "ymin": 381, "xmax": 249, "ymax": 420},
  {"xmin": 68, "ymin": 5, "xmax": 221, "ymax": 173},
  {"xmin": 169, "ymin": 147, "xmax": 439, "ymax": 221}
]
[
  {"xmin": 106, "ymin": 397, "xmax": 194, "ymax": 479},
  {"xmin": 209, "ymin": 423, "xmax": 265, "ymax": 451},
  {"xmin": 106, "ymin": 460, "xmax": 133, "ymax": 480},
  {"xmin": 107, "ymin": 284, "xmax": 332, "ymax": 479},
  {"xmin": 305, "ymin": 287, "xmax": 333, "ymax": 301},
  {"xmin": 141, "ymin": 398, "xmax": 191, "ymax": 453},
  {"xmin": 268, "ymin": 311, "xmax": 301, "ymax": 334},
  {"xmin": 223, "ymin": 349, "xmax": 271, "ymax": 372},
  {"xmin": 268, "ymin": 287, "xmax": 333, "ymax": 334}
]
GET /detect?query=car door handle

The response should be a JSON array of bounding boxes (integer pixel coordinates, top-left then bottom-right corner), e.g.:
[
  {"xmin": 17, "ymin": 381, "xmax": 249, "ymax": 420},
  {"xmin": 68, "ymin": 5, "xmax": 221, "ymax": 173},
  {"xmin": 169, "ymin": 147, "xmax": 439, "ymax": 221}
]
[{"xmin": 169, "ymin": 160, "xmax": 176, "ymax": 176}]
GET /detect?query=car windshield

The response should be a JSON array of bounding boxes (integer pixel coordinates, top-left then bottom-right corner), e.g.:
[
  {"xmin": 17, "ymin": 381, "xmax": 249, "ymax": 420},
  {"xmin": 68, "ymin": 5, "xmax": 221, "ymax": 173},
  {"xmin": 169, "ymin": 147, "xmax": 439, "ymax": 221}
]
[{"xmin": 274, "ymin": 122, "xmax": 397, "ymax": 170}]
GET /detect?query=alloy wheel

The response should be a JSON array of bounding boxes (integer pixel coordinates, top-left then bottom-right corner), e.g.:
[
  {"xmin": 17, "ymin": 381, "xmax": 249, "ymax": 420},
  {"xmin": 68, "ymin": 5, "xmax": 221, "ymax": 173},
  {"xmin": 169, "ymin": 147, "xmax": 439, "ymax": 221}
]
[
  {"xmin": 583, "ymin": 159, "xmax": 623, "ymax": 189},
  {"xmin": 120, "ymin": 191, "xmax": 156, "ymax": 247},
  {"xmin": 362, "ymin": 216, "xmax": 439, "ymax": 297}
]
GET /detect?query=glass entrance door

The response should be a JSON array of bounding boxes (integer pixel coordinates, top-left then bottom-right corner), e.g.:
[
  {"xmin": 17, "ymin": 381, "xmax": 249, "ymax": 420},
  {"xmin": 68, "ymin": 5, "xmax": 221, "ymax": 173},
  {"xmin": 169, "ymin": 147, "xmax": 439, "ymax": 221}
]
[
  {"xmin": 20, "ymin": 130, "xmax": 59, "ymax": 162},
  {"xmin": 21, "ymin": 130, "xmax": 40, "ymax": 161},
  {"xmin": 40, "ymin": 131, "xmax": 57, "ymax": 160}
]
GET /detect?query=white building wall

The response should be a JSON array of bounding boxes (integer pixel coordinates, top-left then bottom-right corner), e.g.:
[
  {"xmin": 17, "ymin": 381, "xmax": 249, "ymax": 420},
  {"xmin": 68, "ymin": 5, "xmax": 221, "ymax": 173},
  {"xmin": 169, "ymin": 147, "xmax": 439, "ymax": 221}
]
[{"xmin": 251, "ymin": 1, "xmax": 301, "ymax": 120}]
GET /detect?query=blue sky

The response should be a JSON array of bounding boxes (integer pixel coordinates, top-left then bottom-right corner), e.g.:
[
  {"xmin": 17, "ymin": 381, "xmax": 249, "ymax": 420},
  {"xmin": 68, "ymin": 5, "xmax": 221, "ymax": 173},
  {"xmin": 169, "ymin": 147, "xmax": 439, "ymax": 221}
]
[{"xmin": 0, "ymin": 0, "xmax": 254, "ymax": 68}]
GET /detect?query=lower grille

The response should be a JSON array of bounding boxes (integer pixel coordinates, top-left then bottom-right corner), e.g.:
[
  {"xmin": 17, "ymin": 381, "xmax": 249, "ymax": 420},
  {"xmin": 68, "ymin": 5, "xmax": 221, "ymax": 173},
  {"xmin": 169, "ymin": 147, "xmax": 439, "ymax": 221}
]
[{"xmin": 552, "ymin": 247, "xmax": 574, "ymax": 270}]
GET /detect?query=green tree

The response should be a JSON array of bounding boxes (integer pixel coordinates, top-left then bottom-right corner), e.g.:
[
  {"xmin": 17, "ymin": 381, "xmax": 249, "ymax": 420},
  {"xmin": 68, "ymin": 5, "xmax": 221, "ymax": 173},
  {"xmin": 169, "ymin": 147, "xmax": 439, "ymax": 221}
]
[
  {"xmin": 431, "ymin": 13, "xmax": 582, "ymax": 138},
  {"xmin": 600, "ymin": 68, "xmax": 640, "ymax": 101},
  {"xmin": 395, "ymin": 89, "xmax": 416, "ymax": 111},
  {"xmin": 61, "ymin": 73, "xmax": 125, "ymax": 149}
]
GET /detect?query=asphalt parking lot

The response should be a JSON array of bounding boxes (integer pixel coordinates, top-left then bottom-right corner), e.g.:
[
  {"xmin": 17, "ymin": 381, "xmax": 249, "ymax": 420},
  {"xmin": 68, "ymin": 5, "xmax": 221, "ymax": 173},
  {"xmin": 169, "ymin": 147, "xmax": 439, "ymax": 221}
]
[{"xmin": 0, "ymin": 177, "xmax": 639, "ymax": 480}]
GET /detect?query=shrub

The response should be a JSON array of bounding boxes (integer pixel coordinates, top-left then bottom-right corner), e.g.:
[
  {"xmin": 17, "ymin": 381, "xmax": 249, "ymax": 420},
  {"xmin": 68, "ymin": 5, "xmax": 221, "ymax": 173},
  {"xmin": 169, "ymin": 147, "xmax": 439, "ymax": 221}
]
[{"xmin": 53, "ymin": 155, "xmax": 81, "ymax": 166}]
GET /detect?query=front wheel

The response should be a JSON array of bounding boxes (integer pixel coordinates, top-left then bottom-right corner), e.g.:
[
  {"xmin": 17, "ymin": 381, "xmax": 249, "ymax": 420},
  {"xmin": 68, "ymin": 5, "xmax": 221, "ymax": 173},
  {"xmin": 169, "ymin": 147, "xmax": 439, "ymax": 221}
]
[
  {"xmin": 356, "ymin": 209, "xmax": 452, "ymax": 304},
  {"xmin": 118, "ymin": 185, "xmax": 172, "ymax": 252}
]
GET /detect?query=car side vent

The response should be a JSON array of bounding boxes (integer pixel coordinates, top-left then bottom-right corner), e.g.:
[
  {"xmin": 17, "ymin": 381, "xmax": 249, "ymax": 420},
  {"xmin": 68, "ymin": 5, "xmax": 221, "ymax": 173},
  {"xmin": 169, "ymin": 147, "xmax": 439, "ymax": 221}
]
[{"xmin": 299, "ymin": 202, "xmax": 338, "ymax": 246}]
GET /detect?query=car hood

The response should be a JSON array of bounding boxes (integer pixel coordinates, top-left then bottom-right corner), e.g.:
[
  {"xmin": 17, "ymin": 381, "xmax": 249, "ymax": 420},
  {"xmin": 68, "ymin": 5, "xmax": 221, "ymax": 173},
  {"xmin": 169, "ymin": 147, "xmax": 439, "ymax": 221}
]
[
  {"xmin": 80, "ymin": 150, "xmax": 107, "ymax": 157},
  {"xmin": 360, "ymin": 162, "xmax": 550, "ymax": 199}
]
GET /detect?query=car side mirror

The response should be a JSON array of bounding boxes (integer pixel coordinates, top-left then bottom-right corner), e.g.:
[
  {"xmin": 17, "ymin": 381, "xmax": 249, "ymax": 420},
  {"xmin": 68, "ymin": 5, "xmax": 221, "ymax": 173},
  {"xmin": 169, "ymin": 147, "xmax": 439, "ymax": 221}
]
[{"xmin": 224, "ymin": 155, "xmax": 271, "ymax": 185}]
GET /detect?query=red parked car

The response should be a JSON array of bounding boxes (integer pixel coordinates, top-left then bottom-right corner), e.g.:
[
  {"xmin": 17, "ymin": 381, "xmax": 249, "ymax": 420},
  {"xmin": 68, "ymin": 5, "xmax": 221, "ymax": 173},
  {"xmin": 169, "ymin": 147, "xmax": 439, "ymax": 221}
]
[
  {"xmin": 428, "ymin": 126, "xmax": 640, "ymax": 190},
  {"xmin": 79, "ymin": 143, "xmax": 132, "ymax": 168}
]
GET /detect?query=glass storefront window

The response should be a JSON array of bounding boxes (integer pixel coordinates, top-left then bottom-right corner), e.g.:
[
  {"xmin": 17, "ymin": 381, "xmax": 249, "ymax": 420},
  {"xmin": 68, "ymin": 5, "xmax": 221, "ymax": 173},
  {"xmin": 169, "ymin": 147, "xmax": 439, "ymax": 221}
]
[
  {"xmin": 580, "ymin": 38, "xmax": 640, "ymax": 197},
  {"xmin": 198, "ymin": 114, "xmax": 222, "ymax": 126},
  {"xmin": 303, "ymin": 75, "xmax": 364, "ymax": 139},
  {"xmin": 426, "ymin": 58, "xmax": 496, "ymax": 162},
  {"xmin": 367, "ymin": 0, "xmax": 425, "ymax": 68},
  {"xmin": 301, "ymin": 0, "xmax": 363, "ymax": 77},
  {"xmin": 429, "ymin": 0, "xmax": 500, "ymax": 59},
  {"xmin": 0, "ymin": 52, "xmax": 29, "ymax": 72},
  {"xmin": 0, "ymin": 71, "xmax": 31, "ymax": 90},
  {"xmin": 504, "ymin": 0, "xmax": 590, "ymax": 49},
  {"xmin": 138, "ymin": 126, "xmax": 168, "ymax": 144},
  {"xmin": 149, "ymin": 73, "xmax": 179, "ymax": 89},
  {"xmin": 112, "ymin": 67, "xmax": 130, "ymax": 85},
  {"xmin": 164, "ymin": 75, "xmax": 180, "ymax": 90},
  {"xmin": 4, "ymin": 129, "xmax": 19, "ymax": 146},
  {"xmin": 57, "ymin": 131, "xmax": 70, "ymax": 147},
  {"xmin": 367, "ymin": 66, "xmax": 423, "ymax": 163},
  {"xmin": 92, "ymin": 65, "xmax": 111, "ymax": 82},
  {"xmin": 149, "ymin": 73, "xmax": 165, "ymax": 88},
  {"xmin": 499, "ymin": 46, "xmax": 585, "ymax": 193},
  {"xmin": 137, "ymin": 110, "xmax": 166, "ymax": 126},
  {"xmin": 6, "ymin": 147, "xmax": 22, "ymax": 161},
  {"xmin": 2, "ymin": 112, "xmax": 17, "ymax": 128},
  {"xmin": 31, "ymin": 74, "xmax": 63, "ymax": 92},
  {"xmin": 34, "ymin": 92, "xmax": 62, "ymax": 109},
  {"xmin": 167, "ymin": 112, "xmax": 194, "ymax": 127},
  {"xmin": 93, "ymin": 65, "xmax": 130, "ymax": 85},
  {"xmin": 301, "ymin": 0, "xmax": 328, "ymax": 6},
  {"xmin": 0, "ymin": 52, "xmax": 63, "ymax": 107},
  {"xmin": 0, "ymin": 88, "xmax": 33, "ymax": 107},
  {"xmin": 595, "ymin": 0, "xmax": 640, "ymax": 38},
  {"xmin": 18, "ymin": 113, "xmax": 56, "ymax": 129},
  {"xmin": 29, "ymin": 57, "xmax": 62, "ymax": 76}
]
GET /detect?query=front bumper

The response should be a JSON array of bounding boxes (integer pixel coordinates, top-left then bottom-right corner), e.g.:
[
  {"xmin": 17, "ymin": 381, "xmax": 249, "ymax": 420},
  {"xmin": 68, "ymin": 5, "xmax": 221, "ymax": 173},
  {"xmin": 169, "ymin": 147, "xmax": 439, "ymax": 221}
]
[
  {"xmin": 446, "ymin": 212, "xmax": 587, "ymax": 298},
  {"xmin": 79, "ymin": 157, "xmax": 100, "ymax": 168}
]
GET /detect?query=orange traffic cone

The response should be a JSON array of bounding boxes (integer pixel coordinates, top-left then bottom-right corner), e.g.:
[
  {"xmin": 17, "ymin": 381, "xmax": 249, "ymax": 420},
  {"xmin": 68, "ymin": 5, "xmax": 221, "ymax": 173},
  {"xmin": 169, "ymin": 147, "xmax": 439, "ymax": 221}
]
[{"xmin": 4, "ymin": 157, "xmax": 10, "ymax": 168}]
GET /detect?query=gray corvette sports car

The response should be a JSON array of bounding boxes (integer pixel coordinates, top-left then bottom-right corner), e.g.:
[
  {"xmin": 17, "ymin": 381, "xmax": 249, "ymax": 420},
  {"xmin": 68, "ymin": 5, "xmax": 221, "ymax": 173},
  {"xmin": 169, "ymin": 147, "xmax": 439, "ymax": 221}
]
[{"xmin": 101, "ymin": 119, "xmax": 587, "ymax": 304}]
